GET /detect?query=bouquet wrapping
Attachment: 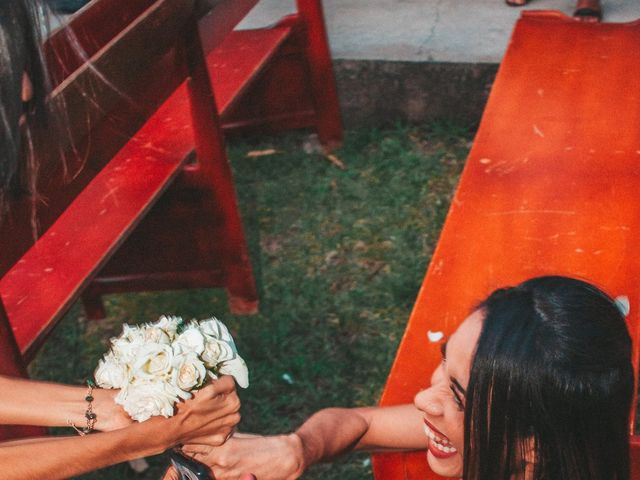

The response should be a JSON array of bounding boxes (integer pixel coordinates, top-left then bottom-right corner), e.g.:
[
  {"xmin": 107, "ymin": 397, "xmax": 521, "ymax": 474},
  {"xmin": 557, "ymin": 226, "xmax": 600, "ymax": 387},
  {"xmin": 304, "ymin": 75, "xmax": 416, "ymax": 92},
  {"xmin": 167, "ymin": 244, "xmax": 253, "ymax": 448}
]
[{"xmin": 95, "ymin": 315, "xmax": 248, "ymax": 422}]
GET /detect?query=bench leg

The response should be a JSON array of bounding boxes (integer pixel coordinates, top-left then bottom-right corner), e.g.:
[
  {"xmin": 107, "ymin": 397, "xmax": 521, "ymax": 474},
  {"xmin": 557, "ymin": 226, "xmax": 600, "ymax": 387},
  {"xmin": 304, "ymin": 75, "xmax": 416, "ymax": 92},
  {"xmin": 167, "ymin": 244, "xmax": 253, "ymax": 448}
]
[
  {"xmin": 81, "ymin": 289, "xmax": 107, "ymax": 320},
  {"xmin": 226, "ymin": 261, "xmax": 259, "ymax": 315},
  {"xmin": 296, "ymin": 0, "xmax": 343, "ymax": 149},
  {"xmin": 0, "ymin": 301, "xmax": 29, "ymax": 378},
  {"xmin": 184, "ymin": 16, "xmax": 259, "ymax": 314}
]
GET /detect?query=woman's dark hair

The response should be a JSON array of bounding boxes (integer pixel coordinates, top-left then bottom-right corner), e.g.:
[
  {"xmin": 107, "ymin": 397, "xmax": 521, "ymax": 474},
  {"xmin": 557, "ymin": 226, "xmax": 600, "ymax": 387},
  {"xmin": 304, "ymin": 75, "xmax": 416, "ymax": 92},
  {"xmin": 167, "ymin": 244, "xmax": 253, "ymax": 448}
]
[
  {"xmin": 0, "ymin": 0, "xmax": 56, "ymax": 218},
  {"xmin": 463, "ymin": 276, "xmax": 634, "ymax": 480}
]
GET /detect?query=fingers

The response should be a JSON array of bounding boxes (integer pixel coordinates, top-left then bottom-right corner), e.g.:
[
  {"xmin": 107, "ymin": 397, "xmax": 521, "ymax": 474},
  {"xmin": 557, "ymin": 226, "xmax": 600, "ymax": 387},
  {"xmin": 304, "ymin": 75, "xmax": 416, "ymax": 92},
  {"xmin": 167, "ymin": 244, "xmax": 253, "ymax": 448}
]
[
  {"xmin": 187, "ymin": 411, "xmax": 240, "ymax": 446},
  {"xmin": 187, "ymin": 427, "xmax": 237, "ymax": 447},
  {"xmin": 172, "ymin": 375, "xmax": 241, "ymax": 445},
  {"xmin": 196, "ymin": 379, "xmax": 241, "ymax": 416},
  {"xmin": 162, "ymin": 466, "xmax": 180, "ymax": 480},
  {"xmin": 181, "ymin": 443, "xmax": 211, "ymax": 457},
  {"xmin": 208, "ymin": 375, "xmax": 236, "ymax": 396}
]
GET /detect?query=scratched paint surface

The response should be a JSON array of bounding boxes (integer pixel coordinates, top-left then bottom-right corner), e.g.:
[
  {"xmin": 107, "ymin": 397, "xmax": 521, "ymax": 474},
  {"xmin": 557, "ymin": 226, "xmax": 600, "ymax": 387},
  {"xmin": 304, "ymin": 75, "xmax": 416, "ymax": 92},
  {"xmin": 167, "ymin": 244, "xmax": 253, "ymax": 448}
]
[
  {"xmin": 0, "ymin": 85, "xmax": 194, "ymax": 356},
  {"xmin": 374, "ymin": 12, "xmax": 640, "ymax": 479}
]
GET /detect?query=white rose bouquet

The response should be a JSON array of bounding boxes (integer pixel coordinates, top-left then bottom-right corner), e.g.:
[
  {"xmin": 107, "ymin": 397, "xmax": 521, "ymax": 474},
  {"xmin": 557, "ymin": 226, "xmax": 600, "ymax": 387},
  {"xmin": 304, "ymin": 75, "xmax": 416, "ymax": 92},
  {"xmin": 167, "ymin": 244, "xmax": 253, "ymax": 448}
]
[{"xmin": 95, "ymin": 316, "xmax": 248, "ymax": 422}]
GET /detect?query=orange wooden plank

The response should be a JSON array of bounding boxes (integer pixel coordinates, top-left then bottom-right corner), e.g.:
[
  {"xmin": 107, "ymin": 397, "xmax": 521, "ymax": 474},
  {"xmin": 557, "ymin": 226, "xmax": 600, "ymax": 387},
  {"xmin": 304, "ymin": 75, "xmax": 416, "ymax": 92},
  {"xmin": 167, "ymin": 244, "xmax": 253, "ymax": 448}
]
[
  {"xmin": 208, "ymin": 27, "xmax": 292, "ymax": 115},
  {"xmin": 374, "ymin": 12, "xmax": 640, "ymax": 479},
  {"xmin": 0, "ymin": 83, "xmax": 195, "ymax": 360}
]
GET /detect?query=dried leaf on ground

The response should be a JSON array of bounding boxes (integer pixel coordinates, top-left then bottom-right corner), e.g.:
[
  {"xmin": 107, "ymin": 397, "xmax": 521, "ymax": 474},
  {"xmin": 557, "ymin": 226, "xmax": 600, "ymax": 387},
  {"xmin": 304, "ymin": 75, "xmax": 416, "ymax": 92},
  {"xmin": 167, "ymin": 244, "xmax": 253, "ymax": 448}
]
[
  {"xmin": 246, "ymin": 149, "xmax": 278, "ymax": 158},
  {"xmin": 325, "ymin": 153, "xmax": 346, "ymax": 170}
]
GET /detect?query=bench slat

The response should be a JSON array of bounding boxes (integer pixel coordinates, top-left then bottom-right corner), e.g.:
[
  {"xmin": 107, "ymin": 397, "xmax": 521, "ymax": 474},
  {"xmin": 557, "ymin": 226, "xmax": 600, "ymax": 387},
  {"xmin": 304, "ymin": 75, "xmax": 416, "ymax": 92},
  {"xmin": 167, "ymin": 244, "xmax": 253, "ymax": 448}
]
[
  {"xmin": 45, "ymin": 0, "xmax": 156, "ymax": 85},
  {"xmin": 2, "ymin": 83, "xmax": 195, "ymax": 359},
  {"xmin": 198, "ymin": 0, "xmax": 259, "ymax": 53},
  {"xmin": 0, "ymin": 0, "xmax": 196, "ymax": 280},
  {"xmin": 208, "ymin": 27, "xmax": 293, "ymax": 115}
]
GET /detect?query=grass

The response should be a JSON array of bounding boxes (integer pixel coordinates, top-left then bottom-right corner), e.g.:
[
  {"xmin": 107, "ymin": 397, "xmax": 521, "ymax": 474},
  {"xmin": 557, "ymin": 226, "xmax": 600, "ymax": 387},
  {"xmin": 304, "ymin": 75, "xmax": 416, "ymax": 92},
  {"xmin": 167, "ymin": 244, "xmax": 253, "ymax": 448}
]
[{"xmin": 29, "ymin": 122, "xmax": 471, "ymax": 479}]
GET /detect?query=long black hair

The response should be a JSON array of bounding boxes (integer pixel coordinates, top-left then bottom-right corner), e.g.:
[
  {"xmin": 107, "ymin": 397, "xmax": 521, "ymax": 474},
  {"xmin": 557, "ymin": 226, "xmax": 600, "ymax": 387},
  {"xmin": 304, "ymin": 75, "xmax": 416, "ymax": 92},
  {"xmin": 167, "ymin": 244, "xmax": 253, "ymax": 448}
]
[
  {"xmin": 0, "ymin": 0, "xmax": 53, "ymax": 217},
  {"xmin": 464, "ymin": 276, "xmax": 633, "ymax": 480}
]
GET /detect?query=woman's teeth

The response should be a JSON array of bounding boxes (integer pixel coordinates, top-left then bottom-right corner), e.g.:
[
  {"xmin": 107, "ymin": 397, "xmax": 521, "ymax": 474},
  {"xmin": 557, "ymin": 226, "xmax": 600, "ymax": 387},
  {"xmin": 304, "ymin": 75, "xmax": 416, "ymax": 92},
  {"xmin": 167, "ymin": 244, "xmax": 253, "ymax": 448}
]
[{"xmin": 424, "ymin": 424, "xmax": 457, "ymax": 454}]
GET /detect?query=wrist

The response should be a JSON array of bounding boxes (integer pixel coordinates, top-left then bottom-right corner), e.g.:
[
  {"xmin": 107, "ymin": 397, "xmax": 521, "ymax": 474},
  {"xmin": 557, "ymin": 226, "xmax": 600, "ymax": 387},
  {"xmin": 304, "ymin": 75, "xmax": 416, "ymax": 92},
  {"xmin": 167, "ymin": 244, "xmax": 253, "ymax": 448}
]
[
  {"xmin": 92, "ymin": 389, "xmax": 132, "ymax": 431},
  {"xmin": 164, "ymin": 408, "xmax": 188, "ymax": 446},
  {"xmin": 143, "ymin": 415, "xmax": 179, "ymax": 453},
  {"xmin": 62, "ymin": 383, "xmax": 95, "ymax": 432},
  {"xmin": 287, "ymin": 432, "xmax": 309, "ymax": 475}
]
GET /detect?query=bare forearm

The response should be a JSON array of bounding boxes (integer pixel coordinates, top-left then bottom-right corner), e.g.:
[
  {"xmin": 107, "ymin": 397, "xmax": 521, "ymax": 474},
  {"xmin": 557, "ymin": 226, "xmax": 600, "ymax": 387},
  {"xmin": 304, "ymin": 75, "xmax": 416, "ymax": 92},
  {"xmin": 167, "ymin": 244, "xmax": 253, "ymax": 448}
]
[
  {"xmin": 0, "ymin": 419, "xmax": 174, "ymax": 479},
  {"xmin": 295, "ymin": 405, "xmax": 426, "ymax": 469},
  {"xmin": 0, "ymin": 376, "xmax": 129, "ymax": 431},
  {"xmin": 294, "ymin": 408, "xmax": 370, "ymax": 468},
  {"xmin": 0, "ymin": 376, "xmax": 87, "ymax": 427}
]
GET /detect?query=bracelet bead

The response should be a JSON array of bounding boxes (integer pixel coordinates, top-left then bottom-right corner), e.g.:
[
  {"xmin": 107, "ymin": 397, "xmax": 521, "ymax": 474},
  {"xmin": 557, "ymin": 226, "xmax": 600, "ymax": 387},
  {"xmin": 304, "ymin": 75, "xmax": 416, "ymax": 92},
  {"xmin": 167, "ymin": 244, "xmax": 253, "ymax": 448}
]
[{"xmin": 68, "ymin": 380, "xmax": 97, "ymax": 436}]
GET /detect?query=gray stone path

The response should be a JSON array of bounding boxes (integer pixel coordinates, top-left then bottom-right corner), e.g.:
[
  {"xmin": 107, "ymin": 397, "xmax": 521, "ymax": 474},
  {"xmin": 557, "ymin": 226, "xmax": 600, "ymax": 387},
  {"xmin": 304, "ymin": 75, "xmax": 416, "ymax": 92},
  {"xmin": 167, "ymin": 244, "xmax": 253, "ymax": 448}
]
[{"xmin": 240, "ymin": 0, "xmax": 640, "ymax": 63}]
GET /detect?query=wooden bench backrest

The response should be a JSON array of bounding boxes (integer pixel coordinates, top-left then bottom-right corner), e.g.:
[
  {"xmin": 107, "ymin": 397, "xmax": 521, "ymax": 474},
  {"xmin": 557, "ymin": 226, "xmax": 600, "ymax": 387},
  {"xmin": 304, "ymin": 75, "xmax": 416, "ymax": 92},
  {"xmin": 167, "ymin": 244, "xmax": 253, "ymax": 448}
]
[
  {"xmin": 0, "ymin": 0, "xmax": 199, "ymax": 276},
  {"xmin": 373, "ymin": 12, "xmax": 640, "ymax": 479}
]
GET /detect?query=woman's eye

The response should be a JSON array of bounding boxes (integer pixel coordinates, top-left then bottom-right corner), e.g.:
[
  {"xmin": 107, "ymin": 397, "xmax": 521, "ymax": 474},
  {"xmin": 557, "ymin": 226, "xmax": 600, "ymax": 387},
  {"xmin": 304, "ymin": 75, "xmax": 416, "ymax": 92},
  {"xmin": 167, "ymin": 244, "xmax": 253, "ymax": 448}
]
[
  {"xmin": 440, "ymin": 340, "xmax": 448, "ymax": 361},
  {"xmin": 450, "ymin": 385, "xmax": 464, "ymax": 411}
]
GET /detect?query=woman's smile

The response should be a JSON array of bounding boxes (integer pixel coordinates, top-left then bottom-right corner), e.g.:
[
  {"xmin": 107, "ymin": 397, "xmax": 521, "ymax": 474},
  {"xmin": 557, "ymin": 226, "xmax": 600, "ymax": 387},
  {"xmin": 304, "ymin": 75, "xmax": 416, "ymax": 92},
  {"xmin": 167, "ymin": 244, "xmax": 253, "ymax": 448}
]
[{"xmin": 423, "ymin": 419, "xmax": 457, "ymax": 458}]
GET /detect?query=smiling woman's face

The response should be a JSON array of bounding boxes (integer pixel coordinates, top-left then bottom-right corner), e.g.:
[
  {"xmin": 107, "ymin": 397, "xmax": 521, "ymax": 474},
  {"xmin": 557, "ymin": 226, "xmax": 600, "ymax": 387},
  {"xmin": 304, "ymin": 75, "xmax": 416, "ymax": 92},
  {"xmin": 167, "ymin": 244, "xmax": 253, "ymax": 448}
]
[{"xmin": 413, "ymin": 309, "xmax": 483, "ymax": 477}]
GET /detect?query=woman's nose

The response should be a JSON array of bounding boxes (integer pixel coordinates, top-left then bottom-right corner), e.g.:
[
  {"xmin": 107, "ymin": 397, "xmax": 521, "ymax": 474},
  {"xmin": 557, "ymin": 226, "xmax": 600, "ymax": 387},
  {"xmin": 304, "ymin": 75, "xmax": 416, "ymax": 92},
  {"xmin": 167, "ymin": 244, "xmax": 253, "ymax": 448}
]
[{"xmin": 414, "ymin": 387, "xmax": 444, "ymax": 416}]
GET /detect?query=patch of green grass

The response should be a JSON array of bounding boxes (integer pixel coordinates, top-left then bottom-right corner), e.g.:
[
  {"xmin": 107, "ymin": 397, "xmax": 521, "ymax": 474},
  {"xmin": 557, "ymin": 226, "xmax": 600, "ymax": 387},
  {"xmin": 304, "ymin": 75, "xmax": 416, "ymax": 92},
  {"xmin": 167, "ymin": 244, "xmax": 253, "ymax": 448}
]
[{"xmin": 29, "ymin": 123, "xmax": 470, "ymax": 479}]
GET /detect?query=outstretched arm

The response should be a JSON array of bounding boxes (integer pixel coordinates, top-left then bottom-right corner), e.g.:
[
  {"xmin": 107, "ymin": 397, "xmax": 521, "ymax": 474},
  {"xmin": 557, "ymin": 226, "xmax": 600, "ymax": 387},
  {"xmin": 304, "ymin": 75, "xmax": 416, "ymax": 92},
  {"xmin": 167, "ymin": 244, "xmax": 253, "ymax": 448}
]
[
  {"xmin": 0, "ymin": 376, "xmax": 241, "ymax": 480},
  {"xmin": 182, "ymin": 404, "xmax": 426, "ymax": 480},
  {"xmin": 299, "ymin": 404, "xmax": 426, "ymax": 459},
  {"xmin": 0, "ymin": 375, "xmax": 130, "ymax": 431}
]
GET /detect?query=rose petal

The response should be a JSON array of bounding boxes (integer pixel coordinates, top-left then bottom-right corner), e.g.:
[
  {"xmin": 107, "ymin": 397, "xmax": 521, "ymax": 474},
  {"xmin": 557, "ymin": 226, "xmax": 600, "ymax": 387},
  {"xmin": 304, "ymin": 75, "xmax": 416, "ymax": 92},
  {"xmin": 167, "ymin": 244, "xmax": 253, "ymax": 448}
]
[
  {"xmin": 427, "ymin": 330, "xmax": 444, "ymax": 343},
  {"xmin": 218, "ymin": 356, "xmax": 249, "ymax": 388}
]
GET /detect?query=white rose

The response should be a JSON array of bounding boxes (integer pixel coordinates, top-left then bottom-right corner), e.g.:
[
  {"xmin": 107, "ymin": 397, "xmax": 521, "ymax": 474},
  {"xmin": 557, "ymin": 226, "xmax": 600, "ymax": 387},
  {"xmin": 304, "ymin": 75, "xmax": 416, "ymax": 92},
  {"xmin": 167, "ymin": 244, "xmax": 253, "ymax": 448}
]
[
  {"xmin": 122, "ymin": 324, "xmax": 145, "ymax": 343},
  {"xmin": 94, "ymin": 353, "xmax": 128, "ymax": 389},
  {"xmin": 172, "ymin": 352, "xmax": 207, "ymax": 391},
  {"xmin": 218, "ymin": 356, "xmax": 249, "ymax": 388},
  {"xmin": 132, "ymin": 343, "xmax": 174, "ymax": 381},
  {"xmin": 201, "ymin": 339, "xmax": 235, "ymax": 367},
  {"xmin": 110, "ymin": 337, "xmax": 138, "ymax": 363},
  {"xmin": 200, "ymin": 318, "xmax": 235, "ymax": 347},
  {"xmin": 142, "ymin": 325, "xmax": 171, "ymax": 345},
  {"xmin": 116, "ymin": 382, "xmax": 178, "ymax": 422},
  {"xmin": 155, "ymin": 315, "xmax": 182, "ymax": 340},
  {"xmin": 173, "ymin": 324, "xmax": 206, "ymax": 355}
]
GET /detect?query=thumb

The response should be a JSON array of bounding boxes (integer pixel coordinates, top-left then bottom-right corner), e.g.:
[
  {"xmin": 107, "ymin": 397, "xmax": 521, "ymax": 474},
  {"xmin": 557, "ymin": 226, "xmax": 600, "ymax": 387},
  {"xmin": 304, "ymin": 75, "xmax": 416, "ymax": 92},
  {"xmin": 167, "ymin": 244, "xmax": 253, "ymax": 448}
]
[{"xmin": 162, "ymin": 466, "xmax": 180, "ymax": 480}]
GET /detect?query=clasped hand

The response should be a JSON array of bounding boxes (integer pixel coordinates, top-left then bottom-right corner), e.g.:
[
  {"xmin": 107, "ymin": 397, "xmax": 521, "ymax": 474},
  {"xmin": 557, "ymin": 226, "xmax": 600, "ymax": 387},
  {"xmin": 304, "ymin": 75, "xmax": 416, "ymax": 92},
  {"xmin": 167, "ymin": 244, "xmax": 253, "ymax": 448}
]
[
  {"xmin": 164, "ymin": 432, "xmax": 305, "ymax": 480},
  {"xmin": 168, "ymin": 375, "xmax": 242, "ymax": 446}
]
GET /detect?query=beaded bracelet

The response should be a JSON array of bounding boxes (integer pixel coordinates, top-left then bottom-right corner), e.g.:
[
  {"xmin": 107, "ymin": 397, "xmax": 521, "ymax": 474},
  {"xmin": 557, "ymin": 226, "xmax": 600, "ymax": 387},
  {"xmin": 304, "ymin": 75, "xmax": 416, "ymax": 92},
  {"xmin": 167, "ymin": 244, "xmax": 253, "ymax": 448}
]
[{"xmin": 68, "ymin": 380, "xmax": 97, "ymax": 435}]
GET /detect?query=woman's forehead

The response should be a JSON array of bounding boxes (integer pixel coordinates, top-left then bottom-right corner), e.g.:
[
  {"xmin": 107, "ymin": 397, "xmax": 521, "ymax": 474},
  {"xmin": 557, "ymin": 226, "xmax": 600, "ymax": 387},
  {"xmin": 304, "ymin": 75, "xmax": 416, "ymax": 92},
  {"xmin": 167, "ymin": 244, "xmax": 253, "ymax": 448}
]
[{"xmin": 446, "ymin": 310, "xmax": 484, "ymax": 385}]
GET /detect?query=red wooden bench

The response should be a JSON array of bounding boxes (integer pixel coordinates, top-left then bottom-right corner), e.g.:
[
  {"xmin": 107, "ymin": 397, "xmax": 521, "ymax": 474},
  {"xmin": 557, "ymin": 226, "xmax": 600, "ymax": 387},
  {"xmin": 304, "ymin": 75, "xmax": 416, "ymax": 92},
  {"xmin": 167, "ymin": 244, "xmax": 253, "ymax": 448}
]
[
  {"xmin": 0, "ymin": 0, "xmax": 341, "ymax": 440},
  {"xmin": 373, "ymin": 12, "xmax": 640, "ymax": 479}
]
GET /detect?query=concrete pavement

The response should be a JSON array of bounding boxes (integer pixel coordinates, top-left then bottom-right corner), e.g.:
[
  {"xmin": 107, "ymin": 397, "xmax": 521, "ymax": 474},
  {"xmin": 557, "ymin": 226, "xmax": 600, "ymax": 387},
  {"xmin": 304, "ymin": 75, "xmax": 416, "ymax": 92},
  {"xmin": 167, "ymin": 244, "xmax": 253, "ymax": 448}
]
[{"xmin": 240, "ymin": 0, "xmax": 640, "ymax": 64}]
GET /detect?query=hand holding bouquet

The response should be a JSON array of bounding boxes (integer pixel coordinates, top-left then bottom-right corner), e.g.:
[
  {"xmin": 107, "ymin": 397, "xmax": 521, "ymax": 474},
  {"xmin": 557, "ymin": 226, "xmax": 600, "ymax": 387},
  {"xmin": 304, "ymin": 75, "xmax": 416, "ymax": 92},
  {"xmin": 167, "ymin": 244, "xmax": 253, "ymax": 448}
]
[{"xmin": 95, "ymin": 316, "xmax": 248, "ymax": 422}]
